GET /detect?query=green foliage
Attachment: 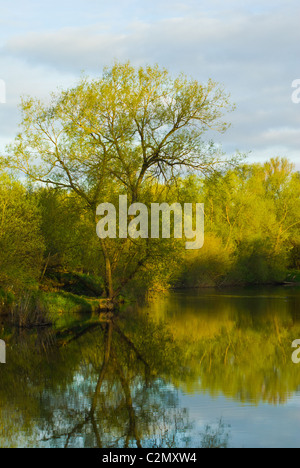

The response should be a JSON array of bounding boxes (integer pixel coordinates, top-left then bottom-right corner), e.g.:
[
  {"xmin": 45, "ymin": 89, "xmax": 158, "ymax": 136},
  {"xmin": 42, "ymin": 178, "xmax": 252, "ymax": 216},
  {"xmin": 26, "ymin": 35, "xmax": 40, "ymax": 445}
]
[
  {"xmin": 48, "ymin": 271, "xmax": 105, "ymax": 297},
  {"xmin": 36, "ymin": 188, "xmax": 102, "ymax": 273},
  {"xmin": 180, "ymin": 235, "xmax": 232, "ymax": 287},
  {"xmin": 230, "ymin": 238, "xmax": 287, "ymax": 284},
  {"xmin": 0, "ymin": 61, "xmax": 299, "ymax": 297},
  {"xmin": 3, "ymin": 61, "xmax": 238, "ymax": 298},
  {"xmin": 0, "ymin": 173, "xmax": 44, "ymax": 290},
  {"xmin": 0, "ymin": 287, "xmax": 15, "ymax": 313},
  {"xmin": 9, "ymin": 291, "xmax": 51, "ymax": 328},
  {"xmin": 177, "ymin": 157, "xmax": 300, "ymax": 287}
]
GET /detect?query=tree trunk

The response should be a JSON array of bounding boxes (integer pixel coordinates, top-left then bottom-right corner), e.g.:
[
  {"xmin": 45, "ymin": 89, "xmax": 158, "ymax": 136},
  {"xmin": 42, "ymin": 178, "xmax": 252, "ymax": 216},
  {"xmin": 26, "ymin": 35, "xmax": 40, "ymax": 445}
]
[
  {"xmin": 94, "ymin": 208, "xmax": 114, "ymax": 300},
  {"xmin": 99, "ymin": 238, "xmax": 114, "ymax": 299},
  {"xmin": 105, "ymin": 254, "xmax": 114, "ymax": 299}
]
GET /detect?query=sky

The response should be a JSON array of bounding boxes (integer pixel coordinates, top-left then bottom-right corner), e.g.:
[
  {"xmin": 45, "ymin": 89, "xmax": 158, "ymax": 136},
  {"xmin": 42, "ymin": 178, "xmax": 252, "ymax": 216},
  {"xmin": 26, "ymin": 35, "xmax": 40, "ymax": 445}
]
[{"xmin": 0, "ymin": 0, "xmax": 299, "ymax": 166}]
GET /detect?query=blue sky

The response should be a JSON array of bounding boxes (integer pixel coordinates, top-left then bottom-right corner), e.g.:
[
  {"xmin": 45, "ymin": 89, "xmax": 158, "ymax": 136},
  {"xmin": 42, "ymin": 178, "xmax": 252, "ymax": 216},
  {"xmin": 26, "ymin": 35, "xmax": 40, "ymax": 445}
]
[{"xmin": 0, "ymin": 0, "xmax": 299, "ymax": 166}]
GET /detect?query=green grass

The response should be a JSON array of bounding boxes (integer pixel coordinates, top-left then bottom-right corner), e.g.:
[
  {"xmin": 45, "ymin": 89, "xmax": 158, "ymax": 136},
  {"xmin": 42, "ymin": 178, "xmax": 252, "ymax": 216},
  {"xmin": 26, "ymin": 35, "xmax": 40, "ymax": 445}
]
[{"xmin": 42, "ymin": 291, "xmax": 101, "ymax": 329}]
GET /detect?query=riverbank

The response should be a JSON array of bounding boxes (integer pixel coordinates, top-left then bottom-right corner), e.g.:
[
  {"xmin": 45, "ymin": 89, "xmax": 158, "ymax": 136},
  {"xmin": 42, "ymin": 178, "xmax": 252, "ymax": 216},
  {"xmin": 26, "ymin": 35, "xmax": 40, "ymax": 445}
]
[{"xmin": 1, "ymin": 268, "xmax": 300, "ymax": 330}]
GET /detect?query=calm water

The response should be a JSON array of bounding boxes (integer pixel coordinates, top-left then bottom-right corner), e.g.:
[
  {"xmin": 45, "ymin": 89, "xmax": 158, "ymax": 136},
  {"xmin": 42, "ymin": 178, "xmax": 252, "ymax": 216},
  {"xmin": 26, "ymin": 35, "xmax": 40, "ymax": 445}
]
[{"xmin": 1, "ymin": 286, "xmax": 300, "ymax": 448}]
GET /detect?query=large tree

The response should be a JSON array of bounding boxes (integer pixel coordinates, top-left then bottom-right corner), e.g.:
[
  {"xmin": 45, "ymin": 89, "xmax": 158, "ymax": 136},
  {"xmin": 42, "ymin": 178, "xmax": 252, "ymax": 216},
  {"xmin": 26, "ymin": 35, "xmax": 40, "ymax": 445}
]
[{"xmin": 4, "ymin": 62, "xmax": 237, "ymax": 299}]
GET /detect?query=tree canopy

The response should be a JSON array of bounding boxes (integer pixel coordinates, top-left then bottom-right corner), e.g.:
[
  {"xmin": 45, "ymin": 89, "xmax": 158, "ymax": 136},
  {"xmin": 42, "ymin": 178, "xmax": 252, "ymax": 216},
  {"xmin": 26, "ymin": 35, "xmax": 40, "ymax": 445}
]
[{"xmin": 4, "ymin": 62, "xmax": 237, "ymax": 298}]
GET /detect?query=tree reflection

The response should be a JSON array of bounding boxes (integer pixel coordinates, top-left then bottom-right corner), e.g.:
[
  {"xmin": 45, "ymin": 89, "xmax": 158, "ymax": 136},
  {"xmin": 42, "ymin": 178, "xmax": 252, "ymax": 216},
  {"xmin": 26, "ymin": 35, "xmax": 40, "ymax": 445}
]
[
  {"xmin": 38, "ymin": 318, "xmax": 191, "ymax": 448},
  {"xmin": 1, "ymin": 289, "xmax": 300, "ymax": 447}
]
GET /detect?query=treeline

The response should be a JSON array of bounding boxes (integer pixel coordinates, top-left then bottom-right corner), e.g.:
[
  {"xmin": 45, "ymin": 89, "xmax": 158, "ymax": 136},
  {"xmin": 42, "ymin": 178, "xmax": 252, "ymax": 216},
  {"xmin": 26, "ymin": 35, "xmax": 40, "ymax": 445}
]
[
  {"xmin": 181, "ymin": 157, "xmax": 300, "ymax": 287},
  {"xmin": 0, "ymin": 156, "xmax": 299, "ymax": 302}
]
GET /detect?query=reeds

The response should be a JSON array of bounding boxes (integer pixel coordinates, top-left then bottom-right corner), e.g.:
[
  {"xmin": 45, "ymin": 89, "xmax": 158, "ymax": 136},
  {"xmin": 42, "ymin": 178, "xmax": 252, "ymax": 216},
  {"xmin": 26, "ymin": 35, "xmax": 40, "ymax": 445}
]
[{"xmin": 9, "ymin": 292, "xmax": 52, "ymax": 328}]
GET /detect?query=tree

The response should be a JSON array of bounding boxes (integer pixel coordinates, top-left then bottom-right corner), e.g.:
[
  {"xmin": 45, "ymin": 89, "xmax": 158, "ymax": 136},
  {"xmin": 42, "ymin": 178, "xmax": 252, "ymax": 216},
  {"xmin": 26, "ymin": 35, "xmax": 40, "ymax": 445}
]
[
  {"xmin": 4, "ymin": 62, "xmax": 237, "ymax": 299},
  {"xmin": 0, "ymin": 172, "xmax": 44, "ymax": 290}
]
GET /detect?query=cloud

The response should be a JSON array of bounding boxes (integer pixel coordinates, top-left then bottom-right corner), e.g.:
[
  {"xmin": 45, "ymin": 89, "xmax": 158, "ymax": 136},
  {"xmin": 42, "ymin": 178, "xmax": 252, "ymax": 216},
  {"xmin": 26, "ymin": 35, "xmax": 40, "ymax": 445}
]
[
  {"xmin": 0, "ymin": 1, "xmax": 300, "ymax": 163},
  {"xmin": 3, "ymin": 7, "xmax": 300, "ymax": 74},
  {"xmin": 0, "ymin": 56, "xmax": 78, "ymax": 147}
]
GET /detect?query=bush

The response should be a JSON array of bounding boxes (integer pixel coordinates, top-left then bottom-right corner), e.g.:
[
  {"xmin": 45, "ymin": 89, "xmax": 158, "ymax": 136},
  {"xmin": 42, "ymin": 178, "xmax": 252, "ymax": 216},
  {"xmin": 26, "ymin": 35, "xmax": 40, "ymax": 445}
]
[
  {"xmin": 0, "ymin": 174, "xmax": 44, "ymax": 290},
  {"xmin": 9, "ymin": 292, "xmax": 51, "ymax": 328},
  {"xmin": 178, "ymin": 235, "xmax": 231, "ymax": 287},
  {"xmin": 230, "ymin": 238, "xmax": 287, "ymax": 284},
  {"xmin": 0, "ymin": 288, "xmax": 15, "ymax": 314}
]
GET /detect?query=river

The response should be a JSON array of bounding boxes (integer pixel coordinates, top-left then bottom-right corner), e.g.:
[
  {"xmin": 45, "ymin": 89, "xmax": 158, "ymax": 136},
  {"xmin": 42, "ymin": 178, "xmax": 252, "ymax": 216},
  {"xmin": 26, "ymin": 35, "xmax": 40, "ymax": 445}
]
[{"xmin": 1, "ymin": 286, "xmax": 300, "ymax": 448}]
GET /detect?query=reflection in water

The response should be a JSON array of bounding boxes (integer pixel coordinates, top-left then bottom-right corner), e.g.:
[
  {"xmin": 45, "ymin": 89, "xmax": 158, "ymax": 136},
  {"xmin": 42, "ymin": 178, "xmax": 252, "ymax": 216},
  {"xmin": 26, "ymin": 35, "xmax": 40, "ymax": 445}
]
[
  {"xmin": 1, "ymin": 286, "xmax": 300, "ymax": 448},
  {"xmin": 0, "ymin": 315, "xmax": 192, "ymax": 448}
]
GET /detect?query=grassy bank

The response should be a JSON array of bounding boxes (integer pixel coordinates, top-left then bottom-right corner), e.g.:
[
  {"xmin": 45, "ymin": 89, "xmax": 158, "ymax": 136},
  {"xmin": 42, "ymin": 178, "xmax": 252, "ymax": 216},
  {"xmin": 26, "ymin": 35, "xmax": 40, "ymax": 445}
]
[
  {"xmin": 1, "ymin": 267, "xmax": 299, "ymax": 331},
  {"xmin": 0, "ymin": 286, "xmax": 110, "ymax": 331}
]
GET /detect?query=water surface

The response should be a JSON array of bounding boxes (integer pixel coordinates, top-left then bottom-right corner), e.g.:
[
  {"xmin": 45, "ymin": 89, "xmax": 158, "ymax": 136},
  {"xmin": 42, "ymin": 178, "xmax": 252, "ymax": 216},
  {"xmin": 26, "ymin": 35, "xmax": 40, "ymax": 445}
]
[{"xmin": 1, "ymin": 286, "xmax": 300, "ymax": 448}]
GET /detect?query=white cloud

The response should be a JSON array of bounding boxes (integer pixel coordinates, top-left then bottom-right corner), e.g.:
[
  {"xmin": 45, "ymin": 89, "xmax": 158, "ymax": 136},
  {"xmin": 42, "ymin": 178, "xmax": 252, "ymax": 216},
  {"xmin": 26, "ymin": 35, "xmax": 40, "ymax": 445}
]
[
  {"xmin": 262, "ymin": 127, "xmax": 300, "ymax": 145},
  {"xmin": 0, "ymin": 1, "xmax": 300, "ymax": 164}
]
